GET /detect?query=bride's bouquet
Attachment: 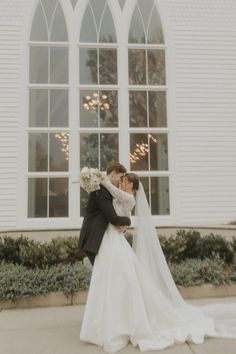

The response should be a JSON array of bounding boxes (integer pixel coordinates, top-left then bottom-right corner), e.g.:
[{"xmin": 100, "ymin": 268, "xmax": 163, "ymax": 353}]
[{"xmin": 79, "ymin": 167, "xmax": 104, "ymax": 193}]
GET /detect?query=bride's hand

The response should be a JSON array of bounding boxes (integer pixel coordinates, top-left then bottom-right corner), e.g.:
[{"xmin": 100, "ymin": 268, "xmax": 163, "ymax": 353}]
[{"xmin": 115, "ymin": 226, "xmax": 127, "ymax": 234}]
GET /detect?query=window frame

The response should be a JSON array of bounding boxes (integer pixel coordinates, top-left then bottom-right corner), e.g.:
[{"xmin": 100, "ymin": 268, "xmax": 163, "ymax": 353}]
[{"xmin": 18, "ymin": 0, "xmax": 177, "ymax": 229}]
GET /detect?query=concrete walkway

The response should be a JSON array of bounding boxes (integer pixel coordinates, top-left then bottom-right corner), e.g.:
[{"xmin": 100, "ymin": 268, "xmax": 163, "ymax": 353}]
[{"xmin": 0, "ymin": 297, "xmax": 236, "ymax": 354}]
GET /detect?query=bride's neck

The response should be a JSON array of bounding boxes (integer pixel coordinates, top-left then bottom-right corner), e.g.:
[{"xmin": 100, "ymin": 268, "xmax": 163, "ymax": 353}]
[{"xmin": 123, "ymin": 186, "xmax": 133, "ymax": 194}]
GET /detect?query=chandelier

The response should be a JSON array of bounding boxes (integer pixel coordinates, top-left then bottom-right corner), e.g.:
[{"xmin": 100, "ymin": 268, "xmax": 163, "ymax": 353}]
[
  {"xmin": 54, "ymin": 133, "xmax": 69, "ymax": 161},
  {"xmin": 130, "ymin": 134, "xmax": 157, "ymax": 164},
  {"xmin": 83, "ymin": 92, "xmax": 110, "ymax": 112}
]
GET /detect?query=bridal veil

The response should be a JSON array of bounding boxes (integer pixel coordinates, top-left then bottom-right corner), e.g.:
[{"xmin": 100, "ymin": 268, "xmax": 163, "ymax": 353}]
[{"xmin": 133, "ymin": 182, "xmax": 236, "ymax": 338}]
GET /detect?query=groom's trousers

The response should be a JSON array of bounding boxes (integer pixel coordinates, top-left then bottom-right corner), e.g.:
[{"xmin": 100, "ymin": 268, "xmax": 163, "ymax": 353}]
[{"xmin": 85, "ymin": 251, "xmax": 96, "ymax": 266}]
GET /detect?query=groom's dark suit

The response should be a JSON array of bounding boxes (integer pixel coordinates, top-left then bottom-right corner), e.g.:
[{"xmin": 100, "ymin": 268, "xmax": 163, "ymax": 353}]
[{"xmin": 79, "ymin": 184, "xmax": 131, "ymax": 261}]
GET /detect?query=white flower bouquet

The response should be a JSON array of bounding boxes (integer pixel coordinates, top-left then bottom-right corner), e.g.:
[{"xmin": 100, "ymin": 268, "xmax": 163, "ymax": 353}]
[{"xmin": 79, "ymin": 167, "xmax": 104, "ymax": 193}]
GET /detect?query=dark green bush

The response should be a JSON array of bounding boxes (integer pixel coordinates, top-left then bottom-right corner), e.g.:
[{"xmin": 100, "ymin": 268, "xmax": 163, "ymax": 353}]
[
  {"xmin": 230, "ymin": 236, "xmax": 236, "ymax": 252},
  {"xmin": 159, "ymin": 229, "xmax": 234, "ymax": 264},
  {"xmin": 0, "ymin": 230, "xmax": 234, "ymax": 271},
  {"xmin": 177, "ymin": 229, "xmax": 201, "ymax": 259},
  {"xmin": 0, "ymin": 235, "xmax": 85, "ymax": 268},
  {"xmin": 197, "ymin": 233, "xmax": 234, "ymax": 264},
  {"xmin": 159, "ymin": 232, "xmax": 187, "ymax": 263},
  {"xmin": 0, "ymin": 235, "xmax": 30, "ymax": 264}
]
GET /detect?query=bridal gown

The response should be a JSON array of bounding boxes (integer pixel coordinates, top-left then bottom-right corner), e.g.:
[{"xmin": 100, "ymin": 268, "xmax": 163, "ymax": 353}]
[{"xmin": 80, "ymin": 180, "xmax": 236, "ymax": 353}]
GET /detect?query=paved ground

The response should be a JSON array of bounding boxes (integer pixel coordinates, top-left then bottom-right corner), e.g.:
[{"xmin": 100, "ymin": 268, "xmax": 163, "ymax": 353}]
[{"xmin": 0, "ymin": 297, "xmax": 236, "ymax": 354}]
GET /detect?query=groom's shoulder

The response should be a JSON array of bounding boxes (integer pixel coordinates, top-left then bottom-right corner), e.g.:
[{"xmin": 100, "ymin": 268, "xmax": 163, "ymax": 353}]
[{"xmin": 96, "ymin": 184, "xmax": 112, "ymax": 198}]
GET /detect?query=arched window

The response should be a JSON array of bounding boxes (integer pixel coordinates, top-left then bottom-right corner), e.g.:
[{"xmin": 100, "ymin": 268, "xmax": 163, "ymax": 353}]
[
  {"xmin": 128, "ymin": 0, "xmax": 169, "ymax": 215},
  {"xmin": 26, "ymin": 0, "xmax": 169, "ymax": 223},
  {"xmin": 28, "ymin": 0, "xmax": 69, "ymax": 218},
  {"xmin": 78, "ymin": 0, "xmax": 119, "ymax": 215}
]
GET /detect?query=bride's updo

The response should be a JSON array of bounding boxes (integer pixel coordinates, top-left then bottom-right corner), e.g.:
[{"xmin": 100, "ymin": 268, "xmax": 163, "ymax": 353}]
[{"xmin": 126, "ymin": 173, "xmax": 139, "ymax": 191}]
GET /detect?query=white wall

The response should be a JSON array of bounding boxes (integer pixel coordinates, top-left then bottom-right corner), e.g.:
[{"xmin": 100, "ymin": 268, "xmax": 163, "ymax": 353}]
[
  {"xmin": 162, "ymin": 0, "xmax": 236, "ymax": 224},
  {"xmin": 0, "ymin": 0, "xmax": 27, "ymax": 229},
  {"xmin": 0, "ymin": 0, "xmax": 235, "ymax": 230}
]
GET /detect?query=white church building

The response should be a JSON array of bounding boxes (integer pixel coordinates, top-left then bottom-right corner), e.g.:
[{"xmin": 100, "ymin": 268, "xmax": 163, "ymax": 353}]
[{"xmin": 0, "ymin": 0, "xmax": 236, "ymax": 232}]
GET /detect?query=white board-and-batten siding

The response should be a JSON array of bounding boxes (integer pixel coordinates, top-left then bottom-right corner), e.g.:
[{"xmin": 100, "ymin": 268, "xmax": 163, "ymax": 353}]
[
  {"xmin": 0, "ymin": 0, "xmax": 235, "ymax": 231},
  {"xmin": 164, "ymin": 0, "xmax": 236, "ymax": 224},
  {"xmin": 0, "ymin": 0, "xmax": 27, "ymax": 229}
]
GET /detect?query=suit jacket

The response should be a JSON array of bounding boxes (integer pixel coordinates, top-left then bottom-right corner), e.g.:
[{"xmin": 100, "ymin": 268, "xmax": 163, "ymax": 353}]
[{"xmin": 78, "ymin": 185, "xmax": 131, "ymax": 255}]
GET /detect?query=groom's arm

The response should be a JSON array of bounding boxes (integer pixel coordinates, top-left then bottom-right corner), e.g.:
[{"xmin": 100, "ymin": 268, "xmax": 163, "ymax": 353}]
[{"xmin": 95, "ymin": 187, "xmax": 131, "ymax": 227}]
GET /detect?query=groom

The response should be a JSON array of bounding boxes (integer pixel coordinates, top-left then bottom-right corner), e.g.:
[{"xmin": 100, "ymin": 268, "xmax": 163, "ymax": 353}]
[{"xmin": 78, "ymin": 162, "xmax": 131, "ymax": 266}]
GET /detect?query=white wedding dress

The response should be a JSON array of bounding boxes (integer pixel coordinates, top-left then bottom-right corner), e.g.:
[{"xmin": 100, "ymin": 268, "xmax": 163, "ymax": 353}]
[{"xmin": 80, "ymin": 178, "xmax": 236, "ymax": 353}]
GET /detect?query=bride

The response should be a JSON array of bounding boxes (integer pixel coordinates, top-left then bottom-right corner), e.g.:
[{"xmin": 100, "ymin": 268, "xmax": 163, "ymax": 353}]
[{"xmin": 80, "ymin": 172, "xmax": 236, "ymax": 353}]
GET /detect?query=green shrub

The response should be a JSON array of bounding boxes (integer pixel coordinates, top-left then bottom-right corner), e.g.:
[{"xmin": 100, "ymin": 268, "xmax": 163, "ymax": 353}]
[
  {"xmin": 176, "ymin": 229, "xmax": 201, "ymax": 259},
  {"xmin": 0, "ymin": 261, "xmax": 91, "ymax": 301},
  {"xmin": 170, "ymin": 255, "xmax": 232, "ymax": 287},
  {"xmin": 159, "ymin": 232, "xmax": 187, "ymax": 263},
  {"xmin": 0, "ymin": 235, "xmax": 85, "ymax": 268},
  {"xmin": 197, "ymin": 233, "xmax": 234, "ymax": 264},
  {"xmin": 0, "ymin": 256, "xmax": 233, "ymax": 301},
  {"xmin": 0, "ymin": 235, "xmax": 30, "ymax": 264},
  {"xmin": 230, "ymin": 236, "xmax": 236, "ymax": 252},
  {"xmin": 159, "ymin": 229, "xmax": 234, "ymax": 264}
]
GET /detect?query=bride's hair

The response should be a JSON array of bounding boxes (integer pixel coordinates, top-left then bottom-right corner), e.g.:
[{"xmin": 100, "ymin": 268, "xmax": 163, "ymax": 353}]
[{"xmin": 126, "ymin": 173, "xmax": 139, "ymax": 191}]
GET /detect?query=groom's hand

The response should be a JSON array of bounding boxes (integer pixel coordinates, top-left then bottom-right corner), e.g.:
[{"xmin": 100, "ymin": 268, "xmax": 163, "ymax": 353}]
[{"xmin": 115, "ymin": 226, "xmax": 127, "ymax": 234}]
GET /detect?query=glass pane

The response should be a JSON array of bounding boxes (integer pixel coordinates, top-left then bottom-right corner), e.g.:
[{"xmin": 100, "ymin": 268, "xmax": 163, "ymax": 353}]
[
  {"xmin": 129, "ymin": 91, "xmax": 147, "ymax": 127},
  {"xmin": 80, "ymin": 4, "xmax": 97, "ymax": 42},
  {"xmin": 29, "ymin": 133, "xmax": 48, "ymax": 172},
  {"xmin": 100, "ymin": 91, "xmax": 118, "ymax": 127},
  {"xmin": 49, "ymin": 178, "xmax": 68, "ymax": 217},
  {"xmin": 151, "ymin": 177, "xmax": 169, "ymax": 215},
  {"xmin": 80, "ymin": 48, "xmax": 98, "ymax": 84},
  {"xmin": 50, "ymin": 47, "xmax": 68, "ymax": 84},
  {"xmin": 50, "ymin": 2, "xmax": 68, "ymax": 42},
  {"xmin": 148, "ymin": 49, "xmax": 166, "ymax": 85},
  {"xmin": 50, "ymin": 133, "xmax": 69, "ymax": 171},
  {"xmin": 128, "ymin": 6, "xmax": 145, "ymax": 43},
  {"xmin": 147, "ymin": 7, "xmax": 164, "ymax": 44},
  {"xmin": 80, "ymin": 90, "xmax": 99, "ymax": 127},
  {"xmin": 41, "ymin": 0, "xmax": 58, "ymax": 28},
  {"xmin": 99, "ymin": 5, "xmax": 117, "ymax": 43},
  {"xmin": 30, "ymin": 46, "xmax": 48, "ymax": 83},
  {"xmin": 99, "ymin": 49, "xmax": 117, "ymax": 84},
  {"xmin": 100, "ymin": 134, "xmax": 119, "ymax": 171},
  {"xmin": 28, "ymin": 178, "xmax": 47, "ymax": 217},
  {"xmin": 130, "ymin": 133, "xmax": 148, "ymax": 170},
  {"xmin": 149, "ymin": 133, "xmax": 168, "ymax": 170},
  {"xmin": 30, "ymin": 2, "xmax": 48, "ymax": 41},
  {"xmin": 90, "ymin": 0, "xmax": 106, "ymax": 30},
  {"xmin": 129, "ymin": 49, "xmax": 146, "ymax": 85},
  {"xmin": 80, "ymin": 133, "xmax": 98, "ymax": 168},
  {"xmin": 50, "ymin": 89, "xmax": 68, "ymax": 127},
  {"xmin": 80, "ymin": 187, "xmax": 89, "ymax": 217},
  {"xmin": 138, "ymin": 0, "xmax": 153, "ymax": 29},
  {"xmin": 29, "ymin": 89, "xmax": 48, "ymax": 127},
  {"xmin": 118, "ymin": 0, "xmax": 126, "ymax": 10},
  {"xmin": 149, "ymin": 91, "xmax": 167, "ymax": 127}
]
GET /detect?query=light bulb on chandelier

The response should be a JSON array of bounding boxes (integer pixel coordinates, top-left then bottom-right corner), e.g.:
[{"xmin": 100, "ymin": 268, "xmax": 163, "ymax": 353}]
[{"xmin": 83, "ymin": 92, "xmax": 110, "ymax": 113}]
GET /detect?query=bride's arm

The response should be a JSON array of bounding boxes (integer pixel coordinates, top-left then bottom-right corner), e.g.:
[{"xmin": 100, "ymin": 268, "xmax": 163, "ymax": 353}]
[{"xmin": 101, "ymin": 176, "xmax": 135, "ymax": 209}]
